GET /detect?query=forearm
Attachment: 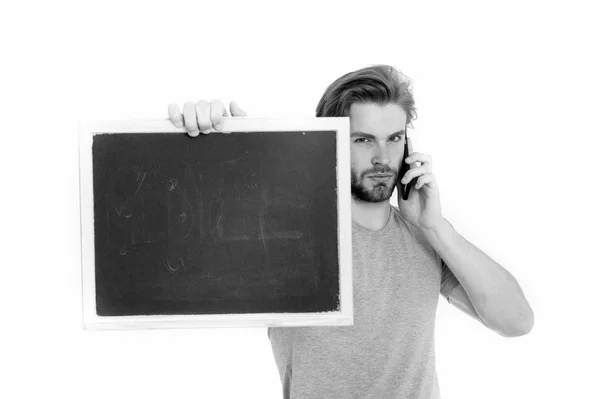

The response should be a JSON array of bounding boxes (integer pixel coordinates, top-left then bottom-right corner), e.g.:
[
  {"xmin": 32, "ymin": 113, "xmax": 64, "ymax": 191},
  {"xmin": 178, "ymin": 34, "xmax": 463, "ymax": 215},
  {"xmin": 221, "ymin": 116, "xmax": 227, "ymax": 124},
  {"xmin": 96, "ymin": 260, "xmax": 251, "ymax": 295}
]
[{"xmin": 422, "ymin": 218, "xmax": 534, "ymax": 336}]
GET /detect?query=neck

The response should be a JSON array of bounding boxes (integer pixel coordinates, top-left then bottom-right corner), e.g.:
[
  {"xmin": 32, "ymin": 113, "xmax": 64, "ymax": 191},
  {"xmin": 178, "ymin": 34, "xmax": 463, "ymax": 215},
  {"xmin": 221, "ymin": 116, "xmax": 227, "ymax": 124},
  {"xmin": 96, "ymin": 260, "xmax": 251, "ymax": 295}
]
[{"xmin": 351, "ymin": 199, "xmax": 391, "ymax": 231}]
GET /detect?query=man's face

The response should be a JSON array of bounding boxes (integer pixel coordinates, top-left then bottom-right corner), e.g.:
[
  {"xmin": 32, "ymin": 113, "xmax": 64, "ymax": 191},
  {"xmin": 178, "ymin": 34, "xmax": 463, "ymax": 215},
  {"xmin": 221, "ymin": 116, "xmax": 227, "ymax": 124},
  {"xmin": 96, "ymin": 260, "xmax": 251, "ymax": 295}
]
[{"xmin": 349, "ymin": 102, "xmax": 407, "ymax": 203}]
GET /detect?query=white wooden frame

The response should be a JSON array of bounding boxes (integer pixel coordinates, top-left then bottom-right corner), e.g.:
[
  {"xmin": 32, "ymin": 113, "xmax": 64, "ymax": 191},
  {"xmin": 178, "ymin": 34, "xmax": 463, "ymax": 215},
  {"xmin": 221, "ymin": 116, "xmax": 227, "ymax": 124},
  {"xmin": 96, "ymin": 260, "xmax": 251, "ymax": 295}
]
[{"xmin": 79, "ymin": 117, "xmax": 353, "ymax": 330}]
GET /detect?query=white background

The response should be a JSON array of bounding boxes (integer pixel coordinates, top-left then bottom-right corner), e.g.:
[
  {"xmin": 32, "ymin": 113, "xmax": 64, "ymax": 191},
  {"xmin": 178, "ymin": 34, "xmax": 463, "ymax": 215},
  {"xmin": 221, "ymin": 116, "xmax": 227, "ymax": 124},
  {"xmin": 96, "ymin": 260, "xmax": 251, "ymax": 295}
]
[{"xmin": 1, "ymin": 1, "xmax": 598, "ymax": 398}]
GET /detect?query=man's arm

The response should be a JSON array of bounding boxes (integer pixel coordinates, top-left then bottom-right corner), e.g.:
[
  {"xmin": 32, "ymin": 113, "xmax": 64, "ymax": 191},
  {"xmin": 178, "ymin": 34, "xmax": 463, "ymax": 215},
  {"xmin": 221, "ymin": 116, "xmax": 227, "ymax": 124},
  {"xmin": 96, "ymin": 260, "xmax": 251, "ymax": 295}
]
[{"xmin": 424, "ymin": 218, "xmax": 534, "ymax": 337}]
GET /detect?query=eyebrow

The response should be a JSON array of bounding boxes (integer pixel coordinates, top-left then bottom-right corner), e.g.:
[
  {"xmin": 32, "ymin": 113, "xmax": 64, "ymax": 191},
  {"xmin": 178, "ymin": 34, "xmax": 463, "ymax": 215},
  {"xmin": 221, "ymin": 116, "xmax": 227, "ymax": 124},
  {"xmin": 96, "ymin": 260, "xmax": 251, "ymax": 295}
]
[{"xmin": 350, "ymin": 130, "xmax": 405, "ymax": 139}]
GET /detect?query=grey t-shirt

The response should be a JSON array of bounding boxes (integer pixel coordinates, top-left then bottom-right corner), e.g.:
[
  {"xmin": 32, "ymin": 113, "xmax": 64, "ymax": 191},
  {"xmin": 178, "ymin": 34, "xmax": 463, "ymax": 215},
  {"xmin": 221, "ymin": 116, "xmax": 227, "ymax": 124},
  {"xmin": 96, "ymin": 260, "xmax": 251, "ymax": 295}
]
[{"xmin": 268, "ymin": 204, "xmax": 461, "ymax": 399}]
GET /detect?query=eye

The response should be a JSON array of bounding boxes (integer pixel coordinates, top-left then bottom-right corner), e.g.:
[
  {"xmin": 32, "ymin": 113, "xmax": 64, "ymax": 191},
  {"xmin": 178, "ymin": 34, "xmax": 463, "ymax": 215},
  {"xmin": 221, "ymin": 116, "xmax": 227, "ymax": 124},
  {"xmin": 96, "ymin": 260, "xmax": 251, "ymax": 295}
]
[
  {"xmin": 390, "ymin": 135, "xmax": 403, "ymax": 142},
  {"xmin": 354, "ymin": 137, "xmax": 370, "ymax": 143}
]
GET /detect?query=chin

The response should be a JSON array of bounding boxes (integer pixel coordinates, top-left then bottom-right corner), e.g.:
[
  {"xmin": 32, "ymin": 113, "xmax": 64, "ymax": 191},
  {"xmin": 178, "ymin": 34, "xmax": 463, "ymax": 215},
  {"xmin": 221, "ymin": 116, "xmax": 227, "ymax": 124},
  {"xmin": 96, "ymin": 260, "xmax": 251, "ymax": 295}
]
[{"xmin": 352, "ymin": 182, "xmax": 394, "ymax": 203}]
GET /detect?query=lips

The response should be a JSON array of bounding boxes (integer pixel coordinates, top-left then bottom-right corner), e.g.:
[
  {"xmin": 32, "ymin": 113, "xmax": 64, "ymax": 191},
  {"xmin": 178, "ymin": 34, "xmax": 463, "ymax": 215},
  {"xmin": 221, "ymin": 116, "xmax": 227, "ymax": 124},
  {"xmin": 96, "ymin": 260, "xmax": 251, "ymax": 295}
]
[{"xmin": 369, "ymin": 174, "xmax": 393, "ymax": 182}]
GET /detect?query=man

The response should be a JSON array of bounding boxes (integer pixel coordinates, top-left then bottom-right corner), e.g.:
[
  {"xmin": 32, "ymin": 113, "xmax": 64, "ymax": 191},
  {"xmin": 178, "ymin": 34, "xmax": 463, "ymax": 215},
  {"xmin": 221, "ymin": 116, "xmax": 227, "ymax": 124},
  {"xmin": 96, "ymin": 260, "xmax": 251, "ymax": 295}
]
[{"xmin": 168, "ymin": 65, "xmax": 534, "ymax": 399}]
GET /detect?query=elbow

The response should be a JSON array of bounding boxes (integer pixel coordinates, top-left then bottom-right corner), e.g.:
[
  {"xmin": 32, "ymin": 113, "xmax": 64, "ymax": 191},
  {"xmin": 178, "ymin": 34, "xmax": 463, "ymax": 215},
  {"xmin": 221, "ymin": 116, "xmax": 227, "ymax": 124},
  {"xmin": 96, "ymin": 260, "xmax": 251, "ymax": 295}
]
[
  {"xmin": 478, "ymin": 285, "xmax": 535, "ymax": 338},
  {"xmin": 518, "ymin": 310, "xmax": 535, "ymax": 336},
  {"xmin": 497, "ymin": 308, "xmax": 535, "ymax": 338}
]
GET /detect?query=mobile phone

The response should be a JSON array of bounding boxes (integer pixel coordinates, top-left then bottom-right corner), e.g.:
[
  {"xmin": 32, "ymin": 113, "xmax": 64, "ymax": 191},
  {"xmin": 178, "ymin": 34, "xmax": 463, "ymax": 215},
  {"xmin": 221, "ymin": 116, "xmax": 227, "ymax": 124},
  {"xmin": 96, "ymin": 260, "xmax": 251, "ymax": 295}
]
[{"xmin": 398, "ymin": 128, "xmax": 413, "ymax": 201}]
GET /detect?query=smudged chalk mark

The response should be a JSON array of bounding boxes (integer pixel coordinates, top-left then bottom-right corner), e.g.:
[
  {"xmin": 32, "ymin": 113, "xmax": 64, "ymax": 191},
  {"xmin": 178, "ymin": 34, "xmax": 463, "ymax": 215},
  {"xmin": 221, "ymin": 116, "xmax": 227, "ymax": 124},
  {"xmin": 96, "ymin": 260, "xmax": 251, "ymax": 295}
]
[
  {"xmin": 213, "ymin": 212, "xmax": 224, "ymax": 238},
  {"xmin": 135, "ymin": 172, "xmax": 147, "ymax": 195},
  {"xmin": 110, "ymin": 202, "xmax": 125, "ymax": 217},
  {"xmin": 269, "ymin": 231, "xmax": 303, "ymax": 240},
  {"xmin": 259, "ymin": 217, "xmax": 267, "ymax": 253},
  {"xmin": 221, "ymin": 235, "xmax": 250, "ymax": 241},
  {"xmin": 258, "ymin": 215, "xmax": 271, "ymax": 266},
  {"xmin": 178, "ymin": 257, "xmax": 187, "ymax": 271},
  {"xmin": 163, "ymin": 259, "xmax": 179, "ymax": 273},
  {"xmin": 166, "ymin": 178, "xmax": 178, "ymax": 191},
  {"xmin": 119, "ymin": 247, "xmax": 128, "ymax": 255},
  {"xmin": 178, "ymin": 212, "xmax": 187, "ymax": 223},
  {"xmin": 141, "ymin": 230, "xmax": 154, "ymax": 243}
]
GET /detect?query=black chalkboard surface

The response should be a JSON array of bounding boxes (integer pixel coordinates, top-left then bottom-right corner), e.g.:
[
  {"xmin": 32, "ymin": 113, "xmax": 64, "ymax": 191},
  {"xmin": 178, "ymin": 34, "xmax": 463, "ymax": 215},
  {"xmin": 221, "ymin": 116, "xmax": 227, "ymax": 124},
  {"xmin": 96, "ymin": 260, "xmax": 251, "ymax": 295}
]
[{"xmin": 79, "ymin": 118, "xmax": 353, "ymax": 329}]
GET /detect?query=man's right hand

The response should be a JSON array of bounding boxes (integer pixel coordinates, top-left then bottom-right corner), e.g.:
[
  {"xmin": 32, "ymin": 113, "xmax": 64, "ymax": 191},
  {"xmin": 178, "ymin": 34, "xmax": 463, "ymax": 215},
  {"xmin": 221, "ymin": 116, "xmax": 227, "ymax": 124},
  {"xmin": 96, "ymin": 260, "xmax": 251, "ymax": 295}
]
[{"xmin": 168, "ymin": 100, "xmax": 247, "ymax": 137}]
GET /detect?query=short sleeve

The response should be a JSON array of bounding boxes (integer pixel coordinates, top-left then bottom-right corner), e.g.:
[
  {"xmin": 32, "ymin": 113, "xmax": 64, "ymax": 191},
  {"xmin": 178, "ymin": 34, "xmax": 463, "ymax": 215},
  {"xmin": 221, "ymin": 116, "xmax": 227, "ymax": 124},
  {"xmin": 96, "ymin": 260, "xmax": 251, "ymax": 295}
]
[{"xmin": 440, "ymin": 258, "xmax": 461, "ymax": 303}]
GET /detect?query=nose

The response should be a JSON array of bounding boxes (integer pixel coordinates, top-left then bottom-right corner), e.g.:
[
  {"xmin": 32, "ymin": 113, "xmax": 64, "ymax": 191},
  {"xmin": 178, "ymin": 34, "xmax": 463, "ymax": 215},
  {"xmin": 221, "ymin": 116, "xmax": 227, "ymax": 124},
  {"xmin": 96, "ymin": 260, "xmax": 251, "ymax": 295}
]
[{"xmin": 372, "ymin": 143, "xmax": 391, "ymax": 166}]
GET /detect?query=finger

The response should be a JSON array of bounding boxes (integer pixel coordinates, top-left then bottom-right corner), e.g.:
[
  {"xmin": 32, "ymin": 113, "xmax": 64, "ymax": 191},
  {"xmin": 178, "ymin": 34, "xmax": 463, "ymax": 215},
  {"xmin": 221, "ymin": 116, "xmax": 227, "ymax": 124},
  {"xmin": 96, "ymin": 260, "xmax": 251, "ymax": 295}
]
[
  {"xmin": 210, "ymin": 99, "xmax": 226, "ymax": 130},
  {"xmin": 195, "ymin": 100, "xmax": 212, "ymax": 133},
  {"xmin": 405, "ymin": 152, "xmax": 432, "ymax": 164},
  {"xmin": 406, "ymin": 137, "xmax": 420, "ymax": 169},
  {"xmin": 405, "ymin": 152, "xmax": 432, "ymax": 172},
  {"xmin": 219, "ymin": 107, "xmax": 233, "ymax": 133},
  {"xmin": 168, "ymin": 103, "xmax": 184, "ymax": 128},
  {"xmin": 414, "ymin": 173, "xmax": 436, "ymax": 190},
  {"xmin": 230, "ymin": 101, "xmax": 247, "ymax": 117},
  {"xmin": 183, "ymin": 101, "xmax": 200, "ymax": 137},
  {"xmin": 400, "ymin": 165, "xmax": 428, "ymax": 185}
]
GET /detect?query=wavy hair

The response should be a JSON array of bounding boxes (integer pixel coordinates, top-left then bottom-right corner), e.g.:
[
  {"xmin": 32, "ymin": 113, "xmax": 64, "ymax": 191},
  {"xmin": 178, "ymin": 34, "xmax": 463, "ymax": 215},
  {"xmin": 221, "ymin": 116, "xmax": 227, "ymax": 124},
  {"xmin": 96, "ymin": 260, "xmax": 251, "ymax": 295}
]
[{"xmin": 315, "ymin": 64, "xmax": 417, "ymax": 127}]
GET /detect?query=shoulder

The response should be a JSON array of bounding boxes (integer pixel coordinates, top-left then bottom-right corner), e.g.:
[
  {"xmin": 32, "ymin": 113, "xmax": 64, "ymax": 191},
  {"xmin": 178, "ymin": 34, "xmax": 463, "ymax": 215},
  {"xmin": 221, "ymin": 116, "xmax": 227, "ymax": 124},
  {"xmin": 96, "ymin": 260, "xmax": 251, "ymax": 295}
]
[
  {"xmin": 389, "ymin": 205, "xmax": 415, "ymax": 231},
  {"xmin": 389, "ymin": 205, "xmax": 437, "ymax": 252}
]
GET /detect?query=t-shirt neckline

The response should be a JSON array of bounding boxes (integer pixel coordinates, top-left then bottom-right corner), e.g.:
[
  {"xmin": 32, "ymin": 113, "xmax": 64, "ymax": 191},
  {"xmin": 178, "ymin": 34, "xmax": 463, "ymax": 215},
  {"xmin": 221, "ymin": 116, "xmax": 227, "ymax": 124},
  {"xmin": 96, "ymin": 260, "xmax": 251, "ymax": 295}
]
[{"xmin": 352, "ymin": 204, "xmax": 394, "ymax": 234}]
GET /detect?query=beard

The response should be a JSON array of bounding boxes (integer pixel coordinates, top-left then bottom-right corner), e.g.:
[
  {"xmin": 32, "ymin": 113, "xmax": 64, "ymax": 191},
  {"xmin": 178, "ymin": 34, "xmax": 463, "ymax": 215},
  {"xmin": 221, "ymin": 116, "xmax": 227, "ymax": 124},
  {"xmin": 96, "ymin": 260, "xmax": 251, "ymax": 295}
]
[{"xmin": 351, "ymin": 165, "xmax": 398, "ymax": 203}]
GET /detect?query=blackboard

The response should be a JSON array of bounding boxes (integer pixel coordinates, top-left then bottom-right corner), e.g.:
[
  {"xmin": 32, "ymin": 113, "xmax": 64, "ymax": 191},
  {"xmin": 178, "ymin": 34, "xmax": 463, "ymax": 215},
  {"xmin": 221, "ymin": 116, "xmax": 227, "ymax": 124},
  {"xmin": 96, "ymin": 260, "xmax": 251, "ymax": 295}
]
[{"xmin": 79, "ymin": 118, "xmax": 353, "ymax": 329}]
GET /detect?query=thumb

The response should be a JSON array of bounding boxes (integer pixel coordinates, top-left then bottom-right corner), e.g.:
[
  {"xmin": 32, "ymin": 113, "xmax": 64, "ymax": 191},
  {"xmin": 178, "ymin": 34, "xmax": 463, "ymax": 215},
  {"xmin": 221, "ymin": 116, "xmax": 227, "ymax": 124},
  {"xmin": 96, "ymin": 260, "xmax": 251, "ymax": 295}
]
[{"xmin": 230, "ymin": 101, "xmax": 247, "ymax": 117}]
